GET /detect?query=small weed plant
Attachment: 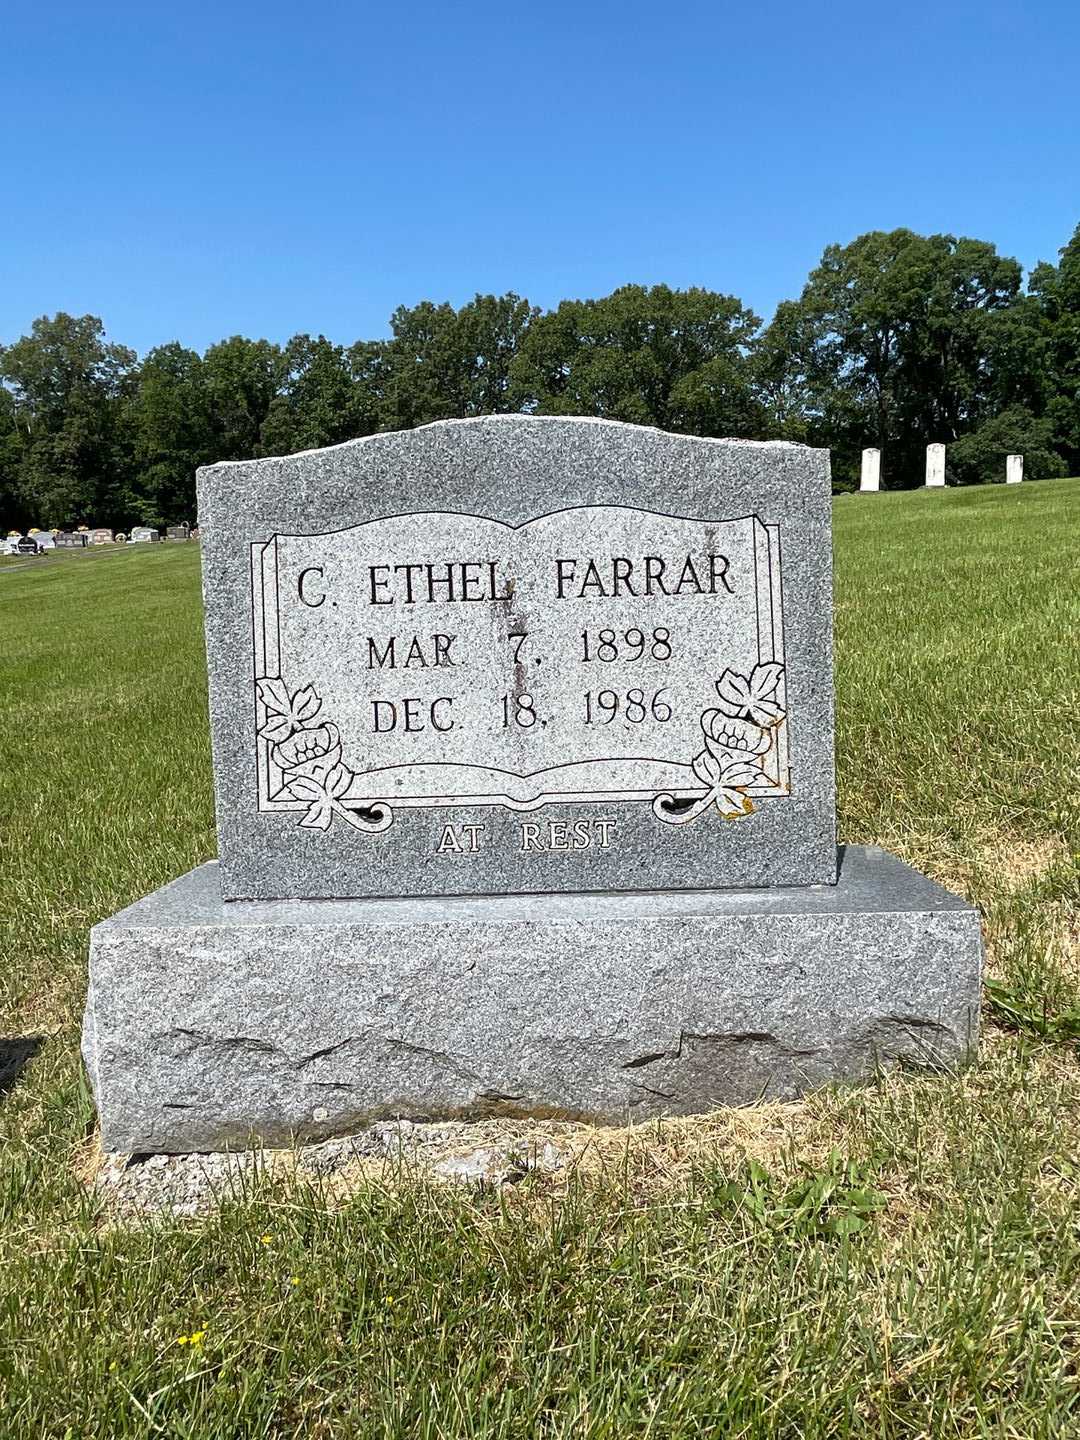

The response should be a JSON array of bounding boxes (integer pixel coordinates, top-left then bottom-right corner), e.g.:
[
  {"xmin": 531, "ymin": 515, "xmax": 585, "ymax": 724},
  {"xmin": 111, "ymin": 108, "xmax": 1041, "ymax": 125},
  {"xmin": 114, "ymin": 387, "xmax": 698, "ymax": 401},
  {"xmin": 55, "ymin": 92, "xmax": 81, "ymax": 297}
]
[{"xmin": 714, "ymin": 1151, "xmax": 889, "ymax": 1238}]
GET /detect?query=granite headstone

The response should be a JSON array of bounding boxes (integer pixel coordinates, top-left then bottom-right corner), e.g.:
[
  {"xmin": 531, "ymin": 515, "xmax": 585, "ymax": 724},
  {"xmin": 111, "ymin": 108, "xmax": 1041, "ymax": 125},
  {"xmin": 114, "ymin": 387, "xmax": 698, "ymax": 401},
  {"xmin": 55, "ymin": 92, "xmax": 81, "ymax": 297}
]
[
  {"xmin": 84, "ymin": 417, "xmax": 983, "ymax": 1153},
  {"xmin": 200, "ymin": 419, "xmax": 835, "ymax": 900}
]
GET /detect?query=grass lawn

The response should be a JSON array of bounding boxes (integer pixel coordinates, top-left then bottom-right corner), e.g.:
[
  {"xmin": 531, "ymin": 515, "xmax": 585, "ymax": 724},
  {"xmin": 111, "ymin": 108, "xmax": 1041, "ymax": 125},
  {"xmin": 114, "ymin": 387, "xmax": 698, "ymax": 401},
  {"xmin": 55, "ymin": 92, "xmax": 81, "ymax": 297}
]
[{"xmin": 1, "ymin": 481, "xmax": 1078, "ymax": 1437}]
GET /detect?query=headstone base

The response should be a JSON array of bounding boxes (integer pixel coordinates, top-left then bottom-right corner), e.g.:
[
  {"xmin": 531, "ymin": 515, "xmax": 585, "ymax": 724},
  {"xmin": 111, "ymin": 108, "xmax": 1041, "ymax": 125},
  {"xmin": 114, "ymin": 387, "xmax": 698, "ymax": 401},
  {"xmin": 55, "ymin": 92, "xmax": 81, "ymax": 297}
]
[{"xmin": 84, "ymin": 848, "xmax": 982, "ymax": 1154}]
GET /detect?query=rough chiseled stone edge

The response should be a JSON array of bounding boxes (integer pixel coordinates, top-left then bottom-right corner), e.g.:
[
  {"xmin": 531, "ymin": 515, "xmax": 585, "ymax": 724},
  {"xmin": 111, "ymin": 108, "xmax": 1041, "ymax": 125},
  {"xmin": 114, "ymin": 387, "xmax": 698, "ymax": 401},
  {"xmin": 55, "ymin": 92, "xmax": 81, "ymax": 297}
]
[
  {"xmin": 84, "ymin": 847, "xmax": 982, "ymax": 1154},
  {"xmin": 197, "ymin": 416, "xmax": 837, "ymax": 901}
]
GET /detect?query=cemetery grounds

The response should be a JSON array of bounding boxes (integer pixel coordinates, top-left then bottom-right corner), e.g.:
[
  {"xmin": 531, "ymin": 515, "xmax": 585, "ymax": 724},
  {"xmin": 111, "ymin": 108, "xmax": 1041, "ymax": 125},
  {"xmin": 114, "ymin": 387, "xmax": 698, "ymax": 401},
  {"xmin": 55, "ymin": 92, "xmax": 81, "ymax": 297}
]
[{"xmin": 0, "ymin": 479, "xmax": 1078, "ymax": 1438}]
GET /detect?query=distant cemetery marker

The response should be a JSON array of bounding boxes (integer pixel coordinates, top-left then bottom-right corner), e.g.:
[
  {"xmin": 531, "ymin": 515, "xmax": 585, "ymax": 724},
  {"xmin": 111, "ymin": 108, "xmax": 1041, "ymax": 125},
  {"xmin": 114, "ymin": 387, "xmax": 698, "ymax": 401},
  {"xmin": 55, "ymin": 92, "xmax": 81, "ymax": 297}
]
[
  {"xmin": 859, "ymin": 448, "xmax": 880, "ymax": 492},
  {"xmin": 83, "ymin": 418, "xmax": 983, "ymax": 1154},
  {"xmin": 925, "ymin": 443, "xmax": 946, "ymax": 487}
]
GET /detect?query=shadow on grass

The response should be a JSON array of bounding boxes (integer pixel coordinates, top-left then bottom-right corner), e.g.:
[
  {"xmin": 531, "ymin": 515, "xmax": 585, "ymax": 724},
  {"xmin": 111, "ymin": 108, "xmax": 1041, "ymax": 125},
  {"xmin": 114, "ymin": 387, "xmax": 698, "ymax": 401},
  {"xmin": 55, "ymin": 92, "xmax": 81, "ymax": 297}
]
[{"xmin": 0, "ymin": 1037, "xmax": 43, "ymax": 1098}]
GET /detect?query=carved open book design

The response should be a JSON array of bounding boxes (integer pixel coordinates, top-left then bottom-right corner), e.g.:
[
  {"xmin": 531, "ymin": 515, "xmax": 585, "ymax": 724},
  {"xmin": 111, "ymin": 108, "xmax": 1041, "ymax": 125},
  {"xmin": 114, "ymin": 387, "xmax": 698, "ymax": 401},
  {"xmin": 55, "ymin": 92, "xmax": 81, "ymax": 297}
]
[{"xmin": 250, "ymin": 506, "xmax": 790, "ymax": 833}]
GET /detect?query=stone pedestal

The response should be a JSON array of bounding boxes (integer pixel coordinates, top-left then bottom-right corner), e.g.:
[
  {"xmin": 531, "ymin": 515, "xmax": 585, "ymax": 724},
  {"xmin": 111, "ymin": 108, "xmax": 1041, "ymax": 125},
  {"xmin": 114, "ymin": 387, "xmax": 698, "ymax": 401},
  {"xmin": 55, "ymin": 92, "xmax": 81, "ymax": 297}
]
[{"xmin": 84, "ymin": 847, "xmax": 982, "ymax": 1154}]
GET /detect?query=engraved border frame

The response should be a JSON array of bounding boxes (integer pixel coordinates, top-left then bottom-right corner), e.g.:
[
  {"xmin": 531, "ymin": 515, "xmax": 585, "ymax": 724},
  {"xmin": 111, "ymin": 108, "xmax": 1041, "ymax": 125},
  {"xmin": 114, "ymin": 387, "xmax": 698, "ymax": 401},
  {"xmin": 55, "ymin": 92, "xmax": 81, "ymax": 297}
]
[{"xmin": 250, "ymin": 505, "xmax": 789, "ymax": 820}]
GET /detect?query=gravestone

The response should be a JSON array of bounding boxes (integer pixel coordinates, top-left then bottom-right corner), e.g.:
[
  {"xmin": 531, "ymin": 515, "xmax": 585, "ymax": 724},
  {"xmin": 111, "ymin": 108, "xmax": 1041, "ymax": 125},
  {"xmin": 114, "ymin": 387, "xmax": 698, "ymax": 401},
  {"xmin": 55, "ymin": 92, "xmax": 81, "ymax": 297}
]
[
  {"xmin": 83, "ymin": 417, "xmax": 983, "ymax": 1154},
  {"xmin": 55, "ymin": 531, "xmax": 89, "ymax": 548},
  {"xmin": 91, "ymin": 527, "xmax": 114, "ymax": 545},
  {"xmin": 130, "ymin": 526, "xmax": 160, "ymax": 543},
  {"xmin": 16, "ymin": 536, "xmax": 41, "ymax": 555},
  {"xmin": 859, "ymin": 448, "xmax": 880, "ymax": 492},
  {"xmin": 210, "ymin": 428, "xmax": 834, "ymax": 898},
  {"xmin": 925, "ymin": 443, "xmax": 946, "ymax": 487},
  {"xmin": 35, "ymin": 531, "xmax": 56, "ymax": 550},
  {"xmin": 1006, "ymin": 454, "xmax": 1024, "ymax": 485},
  {"xmin": 167, "ymin": 524, "xmax": 190, "ymax": 542}
]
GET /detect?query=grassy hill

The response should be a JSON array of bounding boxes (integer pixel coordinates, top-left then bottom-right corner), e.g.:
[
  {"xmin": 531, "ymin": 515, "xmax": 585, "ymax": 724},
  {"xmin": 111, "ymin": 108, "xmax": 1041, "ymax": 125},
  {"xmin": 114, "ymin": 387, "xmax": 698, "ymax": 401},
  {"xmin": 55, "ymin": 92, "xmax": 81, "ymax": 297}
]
[{"xmin": 0, "ymin": 481, "xmax": 1078, "ymax": 1437}]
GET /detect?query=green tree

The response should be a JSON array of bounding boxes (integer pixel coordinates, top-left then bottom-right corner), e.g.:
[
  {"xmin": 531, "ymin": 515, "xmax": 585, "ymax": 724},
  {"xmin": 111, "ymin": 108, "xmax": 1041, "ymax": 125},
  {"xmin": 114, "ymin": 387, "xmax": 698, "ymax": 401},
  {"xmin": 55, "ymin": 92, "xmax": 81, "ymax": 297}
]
[
  {"xmin": 775, "ymin": 230, "xmax": 1027, "ymax": 487},
  {"xmin": 509, "ymin": 284, "xmax": 761, "ymax": 435},
  {"xmin": 346, "ymin": 339, "xmax": 395, "ymax": 433},
  {"xmin": 202, "ymin": 336, "xmax": 282, "ymax": 461},
  {"xmin": 1030, "ymin": 222, "xmax": 1080, "ymax": 474},
  {"xmin": 380, "ymin": 293, "xmax": 537, "ymax": 429},
  {"xmin": 750, "ymin": 300, "xmax": 816, "ymax": 444},
  {"xmin": 128, "ymin": 343, "xmax": 214, "ymax": 525},
  {"xmin": 0, "ymin": 313, "xmax": 136, "ymax": 526},
  {"xmin": 0, "ymin": 387, "xmax": 26, "ymax": 531},
  {"xmin": 947, "ymin": 407, "xmax": 1065, "ymax": 486},
  {"xmin": 259, "ymin": 334, "xmax": 372, "ymax": 456}
]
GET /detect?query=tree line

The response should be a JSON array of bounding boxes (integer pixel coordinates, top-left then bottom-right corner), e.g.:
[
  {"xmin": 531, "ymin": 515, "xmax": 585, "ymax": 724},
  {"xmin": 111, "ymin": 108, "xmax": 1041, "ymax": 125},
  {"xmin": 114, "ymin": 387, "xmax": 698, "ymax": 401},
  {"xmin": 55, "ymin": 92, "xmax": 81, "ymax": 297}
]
[{"xmin": 2, "ymin": 223, "xmax": 1078, "ymax": 530}]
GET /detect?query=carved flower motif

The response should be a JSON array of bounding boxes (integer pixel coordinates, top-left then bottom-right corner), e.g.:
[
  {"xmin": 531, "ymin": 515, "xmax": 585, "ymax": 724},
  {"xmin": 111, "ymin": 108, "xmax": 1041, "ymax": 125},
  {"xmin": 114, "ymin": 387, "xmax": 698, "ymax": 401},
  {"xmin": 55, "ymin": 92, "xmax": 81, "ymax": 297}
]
[
  {"xmin": 654, "ymin": 661, "xmax": 788, "ymax": 827},
  {"xmin": 256, "ymin": 676, "xmax": 391, "ymax": 835},
  {"xmin": 272, "ymin": 722, "xmax": 342, "ymax": 780}
]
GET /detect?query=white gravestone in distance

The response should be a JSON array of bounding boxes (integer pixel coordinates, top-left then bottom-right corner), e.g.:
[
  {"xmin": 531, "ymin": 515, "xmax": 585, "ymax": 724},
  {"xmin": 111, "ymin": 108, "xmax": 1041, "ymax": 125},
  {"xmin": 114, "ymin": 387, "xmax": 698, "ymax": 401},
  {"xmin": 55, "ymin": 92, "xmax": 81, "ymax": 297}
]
[
  {"xmin": 859, "ymin": 448, "xmax": 880, "ymax": 492},
  {"xmin": 1006, "ymin": 454, "xmax": 1024, "ymax": 484},
  {"xmin": 83, "ymin": 417, "xmax": 983, "ymax": 1154},
  {"xmin": 925, "ymin": 443, "xmax": 946, "ymax": 487}
]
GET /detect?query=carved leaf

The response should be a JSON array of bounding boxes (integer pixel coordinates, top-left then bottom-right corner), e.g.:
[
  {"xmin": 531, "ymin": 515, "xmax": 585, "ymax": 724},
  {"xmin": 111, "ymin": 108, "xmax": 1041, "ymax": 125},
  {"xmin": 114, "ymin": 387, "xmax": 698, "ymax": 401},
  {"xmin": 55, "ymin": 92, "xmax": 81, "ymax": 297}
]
[
  {"xmin": 284, "ymin": 774, "xmax": 324, "ymax": 803},
  {"xmin": 717, "ymin": 757, "xmax": 765, "ymax": 789},
  {"xmin": 325, "ymin": 762, "xmax": 352, "ymax": 799},
  {"xmin": 259, "ymin": 713, "xmax": 296, "ymax": 743},
  {"xmin": 715, "ymin": 670, "xmax": 749, "ymax": 717},
  {"xmin": 716, "ymin": 790, "xmax": 755, "ymax": 819},
  {"xmin": 256, "ymin": 678, "xmax": 323, "ymax": 741},
  {"xmin": 712, "ymin": 755, "xmax": 765, "ymax": 818},
  {"xmin": 256, "ymin": 677, "xmax": 291, "ymax": 715},
  {"xmin": 715, "ymin": 665, "xmax": 785, "ymax": 727},
  {"xmin": 692, "ymin": 747, "xmax": 724, "ymax": 787},
  {"xmin": 750, "ymin": 662, "xmax": 784, "ymax": 702},
  {"xmin": 291, "ymin": 685, "xmax": 322, "ymax": 724},
  {"xmin": 299, "ymin": 798, "xmax": 333, "ymax": 830}
]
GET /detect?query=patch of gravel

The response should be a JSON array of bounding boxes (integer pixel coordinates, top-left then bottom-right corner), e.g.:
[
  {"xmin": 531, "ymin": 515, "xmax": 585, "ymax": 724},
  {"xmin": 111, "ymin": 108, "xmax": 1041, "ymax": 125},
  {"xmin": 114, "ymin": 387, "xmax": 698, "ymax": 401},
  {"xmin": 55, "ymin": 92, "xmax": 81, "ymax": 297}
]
[
  {"xmin": 94, "ymin": 1119, "xmax": 574, "ymax": 1218},
  {"xmin": 96, "ymin": 1149, "xmax": 264, "ymax": 1219}
]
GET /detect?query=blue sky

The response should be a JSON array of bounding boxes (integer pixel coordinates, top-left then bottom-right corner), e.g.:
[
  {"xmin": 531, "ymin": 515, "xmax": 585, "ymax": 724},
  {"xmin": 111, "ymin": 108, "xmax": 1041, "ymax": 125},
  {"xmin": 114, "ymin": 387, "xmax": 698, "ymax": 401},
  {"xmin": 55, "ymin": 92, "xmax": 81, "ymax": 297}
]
[{"xmin": 2, "ymin": 0, "xmax": 1077, "ymax": 355}]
